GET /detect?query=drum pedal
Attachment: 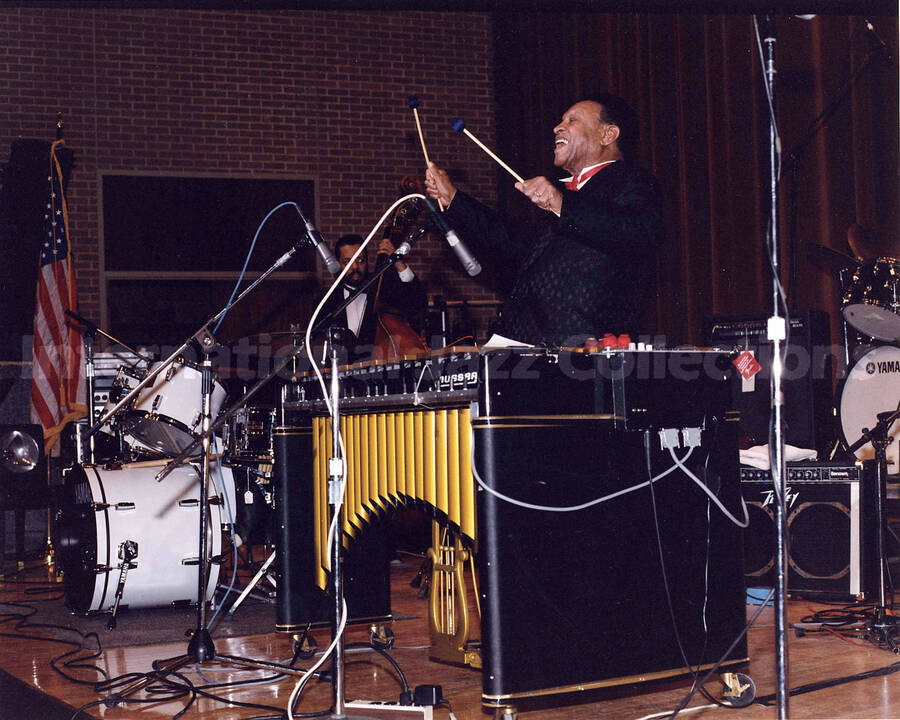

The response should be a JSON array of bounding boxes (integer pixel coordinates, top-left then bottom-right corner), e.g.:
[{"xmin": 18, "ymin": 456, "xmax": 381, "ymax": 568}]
[{"xmin": 107, "ymin": 540, "xmax": 138, "ymax": 630}]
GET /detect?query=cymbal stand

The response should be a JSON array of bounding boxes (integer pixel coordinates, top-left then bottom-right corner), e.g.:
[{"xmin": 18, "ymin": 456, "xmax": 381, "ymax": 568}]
[
  {"xmin": 187, "ymin": 340, "xmax": 217, "ymax": 661},
  {"xmin": 65, "ymin": 310, "xmax": 152, "ymax": 463},
  {"xmin": 848, "ymin": 409, "xmax": 900, "ymax": 650},
  {"xmin": 82, "ymin": 322, "xmax": 97, "ymax": 465}
]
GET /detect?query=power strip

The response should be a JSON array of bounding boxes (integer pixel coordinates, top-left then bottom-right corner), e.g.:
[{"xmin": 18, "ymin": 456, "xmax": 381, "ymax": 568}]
[{"xmin": 345, "ymin": 700, "xmax": 434, "ymax": 719}]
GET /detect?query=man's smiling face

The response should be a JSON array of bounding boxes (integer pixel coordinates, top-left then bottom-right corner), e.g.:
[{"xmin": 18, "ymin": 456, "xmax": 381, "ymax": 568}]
[{"xmin": 553, "ymin": 100, "xmax": 617, "ymax": 175}]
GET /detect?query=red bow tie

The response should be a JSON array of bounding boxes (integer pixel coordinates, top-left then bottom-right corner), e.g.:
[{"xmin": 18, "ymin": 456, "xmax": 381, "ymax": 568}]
[{"xmin": 564, "ymin": 163, "xmax": 611, "ymax": 191}]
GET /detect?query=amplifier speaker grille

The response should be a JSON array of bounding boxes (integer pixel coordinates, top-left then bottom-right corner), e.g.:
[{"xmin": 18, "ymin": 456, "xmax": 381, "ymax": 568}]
[{"xmin": 741, "ymin": 462, "xmax": 878, "ymax": 600}]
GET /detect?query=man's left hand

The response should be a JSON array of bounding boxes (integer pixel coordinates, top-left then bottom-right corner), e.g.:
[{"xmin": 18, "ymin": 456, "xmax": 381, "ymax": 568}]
[
  {"xmin": 378, "ymin": 237, "xmax": 407, "ymax": 272},
  {"xmin": 515, "ymin": 176, "xmax": 562, "ymax": 215}
]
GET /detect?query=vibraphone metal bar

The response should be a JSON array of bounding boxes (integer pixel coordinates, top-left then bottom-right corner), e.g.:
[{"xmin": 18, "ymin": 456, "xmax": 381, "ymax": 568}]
[{"xmin": 310, "ymin": 406, "xmax": 476, "ymax": 577}]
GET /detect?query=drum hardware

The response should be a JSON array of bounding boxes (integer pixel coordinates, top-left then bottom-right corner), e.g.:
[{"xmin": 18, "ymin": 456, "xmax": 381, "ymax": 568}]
[
  {"xmin": 106, "ymin": 540, "xmax": 138, "ymax": 630},
  {"xmin": 52, "ymin": 212, "xmax": 363, "ymax": 706},
  {"xmin": 118, "ymin": 359, "xmax": 227, "ymax": 457},
  {"xmin": 837, "ymin": 345, "xmax": 899, "ymax": 474},
  {"xmin": 89, "ymin": 501, "xmax": 135, "ymax": 511},
  {"xmin": 225, "ymin": 550, "xmax": 277, "ymax": 618},
  {"xmin": 65, "ymin": 310, "xmax": 152, "ymax": 465},
  {"xmin": 846, "ymin": 407, "xmax": 900, "ymax": 650},
  {"xmin": 842, "ymin": 258, "xmax": 900, "ymax": 343},
  {"xmin": 116, "ymin": 198, "xmax": 423, "ymax": 705},
  {"xmin": 93, "ymin": 213, "xmax": 338, "ymax": 667},
  {"xmin": 56, "ymin": 461, "xmax": 233, "ymax": 614}
]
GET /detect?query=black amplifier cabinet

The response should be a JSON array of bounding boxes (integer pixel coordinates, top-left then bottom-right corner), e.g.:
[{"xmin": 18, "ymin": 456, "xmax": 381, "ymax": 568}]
[
  {"xmin": 703, "ymin": 310, "xmax": 833, "ymax": 454},
  {"xmin": 741, "ymin": 461, "xmax": 877, "ymax": 600},
  {"xmin": 272, "ymin": 424, "xmax": 391, "ymax": 633},
  {"xmin": 476, "ymin": 349, "xmax": 748, "ymax": 706}
]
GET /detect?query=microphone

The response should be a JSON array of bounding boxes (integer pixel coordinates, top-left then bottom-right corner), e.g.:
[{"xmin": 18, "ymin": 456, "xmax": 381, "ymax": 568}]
[
  {"xmin": 300, "ymin": 212, "xmax": 341, "ymax": 274},
  {"xmin": 864, "ymin": 18, "xmax": 893, "ymax": 60},
  {"xmin": 422, "ymin": 196, "xmax": 482, "ymax": 277}
]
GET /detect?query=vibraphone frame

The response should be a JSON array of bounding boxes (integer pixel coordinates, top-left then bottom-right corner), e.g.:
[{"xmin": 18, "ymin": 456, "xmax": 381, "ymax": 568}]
[{"xmin": 278, "ymin": 346, "xmax": 749, "ymax": 712}]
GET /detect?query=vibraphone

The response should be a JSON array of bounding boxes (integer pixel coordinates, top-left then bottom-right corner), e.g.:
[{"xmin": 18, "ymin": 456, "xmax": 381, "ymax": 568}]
[{"xmin": 278, "ymin": 346, "xmax": 750, "ymax": 713}]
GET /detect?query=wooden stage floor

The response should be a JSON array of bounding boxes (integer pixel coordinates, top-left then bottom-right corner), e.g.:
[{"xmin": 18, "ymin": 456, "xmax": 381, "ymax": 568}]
[{"xmin": 0, "ymin": 552, "xmax": 898, "ymax": 720}]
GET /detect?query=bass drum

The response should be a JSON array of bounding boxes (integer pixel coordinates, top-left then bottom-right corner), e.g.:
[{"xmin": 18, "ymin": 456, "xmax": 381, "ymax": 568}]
[
  {"xmin": 57, "ymin": 461, "xmax": 235, "ymax": 614},
  {"xmin": 839, "ymin": 344, "xmax": 900, "ymax": 474},
  {"xmin": 122, "ymin": 360, "xmax": 227, "ymax": 456}
]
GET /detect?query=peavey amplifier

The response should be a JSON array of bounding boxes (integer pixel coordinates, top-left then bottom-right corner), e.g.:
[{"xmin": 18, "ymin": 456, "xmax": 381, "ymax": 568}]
[{"xmin": 741, "ymin": 461, "xmax": 878, "ymax": 600}]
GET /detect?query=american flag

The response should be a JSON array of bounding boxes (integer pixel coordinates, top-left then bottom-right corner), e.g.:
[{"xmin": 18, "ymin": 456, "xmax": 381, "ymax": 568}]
[{"xmin": 30, "ymin": 139, "xmax": 86, "ymax": 451}]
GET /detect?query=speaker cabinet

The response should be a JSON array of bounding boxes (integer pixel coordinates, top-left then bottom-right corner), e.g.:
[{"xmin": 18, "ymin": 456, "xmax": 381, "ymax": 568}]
[
  {"xmin": 704, "ymin": 310, "xmax": 833, "ymax": 454},
  {"xmin": 741, "ymin": 462, "xmax": 878, "ymax": 600},
  {"xmin": 272, "ymin": 424, "xmax": 391, "ymax": 633}
]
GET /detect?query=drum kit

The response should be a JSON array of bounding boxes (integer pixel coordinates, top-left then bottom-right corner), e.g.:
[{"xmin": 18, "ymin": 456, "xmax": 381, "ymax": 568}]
[
  {"xmin": 814, "ymin": 247, "xmax": 900, "ymax": 474},
  {"xmin": 56, "ymin": 339, "xmax": 275, "ymax": 624}
]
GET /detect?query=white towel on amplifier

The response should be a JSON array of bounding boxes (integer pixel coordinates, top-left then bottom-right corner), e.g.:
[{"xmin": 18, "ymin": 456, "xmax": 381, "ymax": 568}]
[
  {"xmin": 482, "ymin": 333, "xmax": 534, "ymax": 348},
  {"xmin": 740, "ymin": 444, "xmax": 817, "ymax": 470}
]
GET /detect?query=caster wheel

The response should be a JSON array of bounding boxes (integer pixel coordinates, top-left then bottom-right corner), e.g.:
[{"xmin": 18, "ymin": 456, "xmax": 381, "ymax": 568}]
[
  {"xmin": 721, "ymin": 672, "xmax": 756, "ymax": 708},
  {"xmin": 370, "ymin": 624, "xmax": 394, "ymax": 649},
  {"xmin": 492, "ymin": 706, "xmax": 517, "ymax": 720},
  {"xmin": 292, "ymin": 631, "xmax": 317, "ymax": 660}
]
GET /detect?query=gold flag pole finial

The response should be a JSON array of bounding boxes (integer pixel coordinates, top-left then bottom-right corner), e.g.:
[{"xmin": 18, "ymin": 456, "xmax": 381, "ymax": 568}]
[{"xmin": 56, "ymin": 112, "xmax": 63, "ymax": 140}]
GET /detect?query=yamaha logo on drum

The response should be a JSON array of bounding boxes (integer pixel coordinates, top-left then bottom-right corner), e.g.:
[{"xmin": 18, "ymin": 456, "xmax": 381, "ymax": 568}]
[{"xmin": 868, "ymin": 360, "xmax": 900, "ymax": 374}]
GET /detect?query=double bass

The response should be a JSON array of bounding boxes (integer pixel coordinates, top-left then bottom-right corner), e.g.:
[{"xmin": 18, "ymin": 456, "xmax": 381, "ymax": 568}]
[{"xmin": 372, "ymin": 176, "xmax": 430, "ymax": 361}]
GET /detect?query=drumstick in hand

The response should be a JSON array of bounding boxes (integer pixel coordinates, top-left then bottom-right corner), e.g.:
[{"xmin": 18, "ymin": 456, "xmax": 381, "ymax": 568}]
[
  {"xmin": 407, "ymin": 95, "xmax": 443, "ymax": 210},
  {"xmin": 451, "ymin": 118, "xmax": 560, "ymax": 217}
]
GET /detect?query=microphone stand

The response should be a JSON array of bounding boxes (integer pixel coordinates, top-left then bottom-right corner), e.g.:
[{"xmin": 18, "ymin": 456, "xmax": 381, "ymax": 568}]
[
  {"xmin": 98, "ymin": 203, "xmax": 424, "ymax": 714},
  {"xmin": 151, "ymin": 248, "xmax": 413, "ymax": 718},
  {"xmin": 760, "ymin": 15, "xmax": 789, "ymax": 718},
  {"xmin": 83, "ymin": 233, "xmax": 311, "ymax": 664},
  {"xmin": 64, "ymin": 310, "xmax": 149, "ymax": 368},
  {"xmin": 154, "ymin": 244, "xmax": 418, "ymax": 482},
  {"xmin": 324, "ymin": 328, "xmax": 377, "ymax": 720},
  {"xmin": 85, "ymin": 237, "xmax": 306, "ymax": 440}
]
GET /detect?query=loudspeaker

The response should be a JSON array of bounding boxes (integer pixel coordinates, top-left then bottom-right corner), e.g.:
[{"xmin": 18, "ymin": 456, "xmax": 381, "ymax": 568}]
[
  {"xmin": 272, "ymin": 424, "xmax": 390, "ymax": 634},
  {"xmin": 741, "ymin": 461, "xmax": 878, "ymax": 600},
  {"xmin": 0, "ymin": 424, "xmax": 48, "ymax": 508},
  {"xmin": 703, "ymin": 310, "xmax": 833, "ymax": 454}
]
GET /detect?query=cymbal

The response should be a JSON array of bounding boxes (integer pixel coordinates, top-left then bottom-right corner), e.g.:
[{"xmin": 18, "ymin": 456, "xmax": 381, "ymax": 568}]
[
  {"xmin": 805, "ymin": 242, "xmax": 858, "ymax": 273},
  {"xmin": 848, "ymin": 223, "xmax": 895, "ymax": 262}
]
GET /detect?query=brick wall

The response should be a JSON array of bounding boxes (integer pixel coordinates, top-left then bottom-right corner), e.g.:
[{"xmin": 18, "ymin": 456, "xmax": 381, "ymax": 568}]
[{"xmin": 1, "ymin": 8, "xmax": 499, "ymax": 349}]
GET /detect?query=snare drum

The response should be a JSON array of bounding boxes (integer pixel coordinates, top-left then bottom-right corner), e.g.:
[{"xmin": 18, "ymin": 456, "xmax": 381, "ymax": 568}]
[
  {"xmin": 57, "ymin": 461, "xmax": 235, "ymax": 614},
  {"xmin": 839, "ymin": 344, "xmax": 900, "ymax": 473},
  {"xmin": 122, "ymin": 360, "xmax": 227, "ymax": 456},
  {"xmin": 842, "ymin": 257, "xmax": 900, "ymax": 342}
]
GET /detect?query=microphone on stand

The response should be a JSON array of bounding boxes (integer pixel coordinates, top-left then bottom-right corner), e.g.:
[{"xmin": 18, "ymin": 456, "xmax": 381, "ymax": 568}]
[
  {"xmin": 422, "ymin": 196, "xmax": 482, "ymax": 277},
  {"xmin": 299, "ymin": 211, "xmax": 341, "ymax": 274},
  {"xmin": 864, "ymin": 18, "xmax": 893, "ymax": 60}
]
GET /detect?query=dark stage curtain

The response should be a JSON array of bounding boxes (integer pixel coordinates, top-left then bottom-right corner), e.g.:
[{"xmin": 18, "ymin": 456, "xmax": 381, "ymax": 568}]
[{"xmin": 492, "ymin": 12, "xmax": 898, "ymax": 350}]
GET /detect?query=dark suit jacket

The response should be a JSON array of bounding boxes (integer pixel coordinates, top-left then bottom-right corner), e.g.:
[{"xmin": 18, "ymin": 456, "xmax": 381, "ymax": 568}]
[
  {"xmin": 443, "ymin": 161, "xmax": 664, "ymax": 345},
  {"xmin": 317, "ymin": 260, "xmax": 426, "ymax": 362}
]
